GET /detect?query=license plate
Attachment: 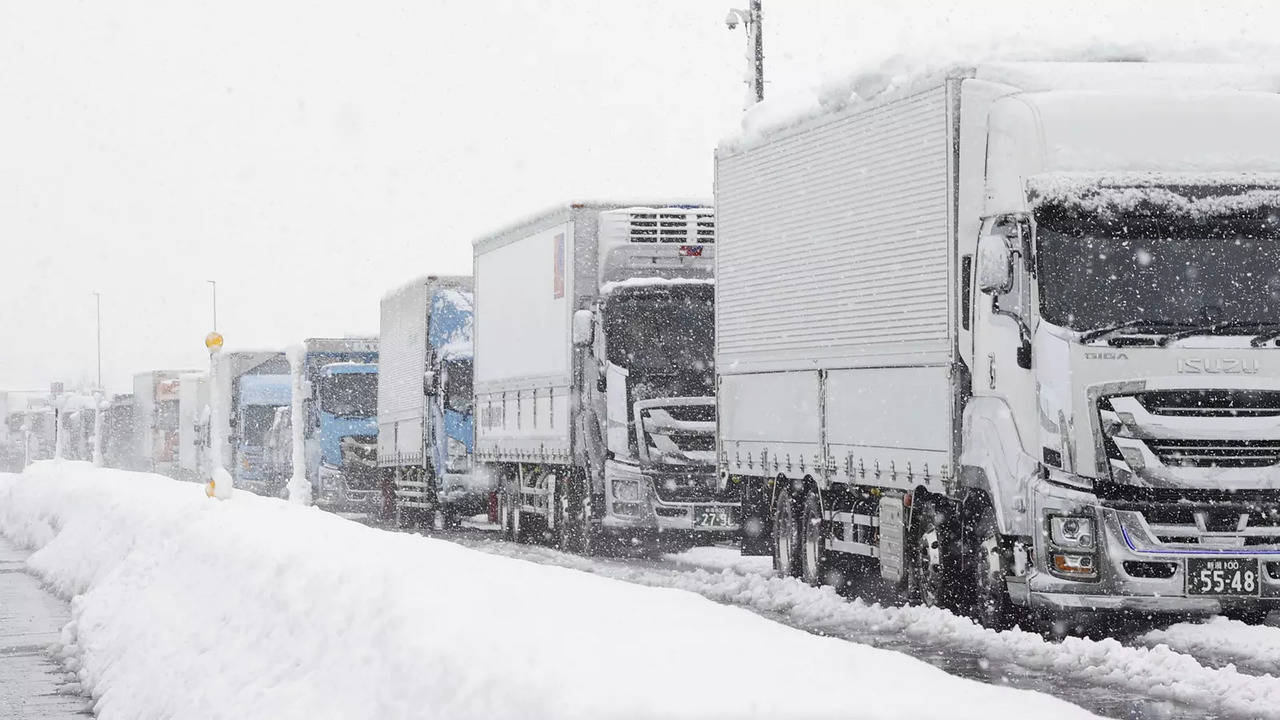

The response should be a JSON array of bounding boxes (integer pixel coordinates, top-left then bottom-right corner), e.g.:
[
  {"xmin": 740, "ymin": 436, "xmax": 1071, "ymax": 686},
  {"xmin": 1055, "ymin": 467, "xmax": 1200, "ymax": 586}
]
[
  {"xmin": 694, "ymin": 506, "xmax": 734, "ymax": 528},
  {"xmin": 1185, "ymin": 557, "xmax": 1261, "ymax": 596}
]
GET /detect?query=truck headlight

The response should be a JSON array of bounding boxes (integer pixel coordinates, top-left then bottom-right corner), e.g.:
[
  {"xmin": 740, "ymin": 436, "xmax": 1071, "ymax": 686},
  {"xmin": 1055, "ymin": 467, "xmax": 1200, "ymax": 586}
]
[
  {"xmin": 612, "ymin": 479, "xmax": 644, "ymax": 502},
  {"xmin": 1049, "ymin": 515, "xmax": 1095, "ymax": 549}
]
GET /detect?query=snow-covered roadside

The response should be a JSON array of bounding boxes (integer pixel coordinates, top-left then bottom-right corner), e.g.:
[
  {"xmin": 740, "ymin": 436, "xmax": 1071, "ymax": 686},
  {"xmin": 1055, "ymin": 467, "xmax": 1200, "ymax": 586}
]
[
  {"xmin": 0, "ymin": 462, "xmax": 1091, "ymax": 720},
  {"xmin": 1143, "ymin": 617, "xmax": 1280, "ymax": 675},
  {"xmin": 456, "ymin": 538, "xmax": 1280, "ymax": 719}
]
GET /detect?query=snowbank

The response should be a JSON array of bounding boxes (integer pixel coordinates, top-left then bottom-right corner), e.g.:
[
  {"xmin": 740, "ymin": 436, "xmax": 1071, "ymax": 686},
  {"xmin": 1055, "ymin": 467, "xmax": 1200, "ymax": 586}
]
[{"xmin": 0, "ymin": 462, "xmax": 1092, "ymax": 720}]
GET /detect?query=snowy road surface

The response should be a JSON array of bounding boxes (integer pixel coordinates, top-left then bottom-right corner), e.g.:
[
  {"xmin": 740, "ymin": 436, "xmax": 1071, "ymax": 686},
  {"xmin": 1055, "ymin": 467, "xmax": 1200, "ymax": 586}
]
[
  {"xmin": 395, "ymin": 528, "xmax": 1280, "ymax": 720},
  {"xmin": 0, "ymin": 462, "xmax": 1092, "ymax": 720},
  {"xmin": 0, "ymin": 535, "xmax": 91, "ymax": 718}
]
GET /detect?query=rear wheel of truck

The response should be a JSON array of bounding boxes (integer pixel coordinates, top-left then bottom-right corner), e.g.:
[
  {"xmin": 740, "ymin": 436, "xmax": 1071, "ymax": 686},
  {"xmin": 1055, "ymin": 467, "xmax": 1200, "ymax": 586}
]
[
  {"xmin": 967, "ymin": 503, "xmax": 1020, "ymax": 629},
  {"xmin": 772, "ymin": 483, "xmax": 800, "ymax": 578},
  {"xmin": 800, "ymin": 488, "xmax": 829, "ymax": 587}
]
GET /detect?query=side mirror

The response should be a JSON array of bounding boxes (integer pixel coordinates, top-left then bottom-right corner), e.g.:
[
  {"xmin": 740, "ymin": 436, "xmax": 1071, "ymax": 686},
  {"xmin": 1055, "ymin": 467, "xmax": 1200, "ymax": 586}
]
[
  {"xmin": 572, "ymin": 309, "xmax": 595, "ymax": 347},
  {"xmin": 423, "ymin": 370, "xmax": 437, "ymax": 393},
  {"xmin": 299, "ymin": 380, "xmax": 313, "ymax": 401},
  {"xmin": 976, "ymin": 228, "xmax": 1014, "ymax": 295}
]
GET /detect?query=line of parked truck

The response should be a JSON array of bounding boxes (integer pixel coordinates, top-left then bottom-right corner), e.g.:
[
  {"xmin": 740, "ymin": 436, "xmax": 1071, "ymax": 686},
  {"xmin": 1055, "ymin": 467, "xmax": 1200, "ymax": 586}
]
[{"xmin": 35, "ymin": 60, "xmax": 1280, "ymax": 626}]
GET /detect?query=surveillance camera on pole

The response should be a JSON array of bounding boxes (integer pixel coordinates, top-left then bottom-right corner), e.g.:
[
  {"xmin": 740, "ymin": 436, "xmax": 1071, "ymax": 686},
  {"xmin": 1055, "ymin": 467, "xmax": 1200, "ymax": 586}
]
[{"xmin": 724, "ymin": 1, "xmax": 763, "ymax": 110}]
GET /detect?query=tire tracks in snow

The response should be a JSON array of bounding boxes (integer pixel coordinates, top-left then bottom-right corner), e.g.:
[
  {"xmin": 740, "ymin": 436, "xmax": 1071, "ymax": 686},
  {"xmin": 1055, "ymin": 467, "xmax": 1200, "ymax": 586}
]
[{"xmin": 449, "ymin": 535, "xmax": 1280, "ymax": 720}]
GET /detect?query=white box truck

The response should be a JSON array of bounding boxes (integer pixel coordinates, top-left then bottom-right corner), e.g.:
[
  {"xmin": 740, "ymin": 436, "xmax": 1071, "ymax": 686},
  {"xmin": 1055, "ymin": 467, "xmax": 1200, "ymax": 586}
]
[
  {"xmin": 473, "ymin": 203, "xmax": 733, "ymax": 553},
  {"xmin": 134, "ymin": 370, "xmax": 193, "ymax": 476},
  {"xmin": 716, "ymin": 62, "xmax": 1280, "ymax": 626},
  {"xmin": 378, "ymin": 276, "xmax": 477, "ymax": 526},
  {"xmin": 177, "ymin": 372, "xmax": 210, "ymax": 482}
]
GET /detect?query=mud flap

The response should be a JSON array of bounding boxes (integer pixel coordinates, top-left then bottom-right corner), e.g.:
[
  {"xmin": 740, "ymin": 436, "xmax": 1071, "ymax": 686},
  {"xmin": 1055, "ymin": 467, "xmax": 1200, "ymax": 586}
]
[
  {"xmin": 879, "ymin": 496, "xmax": 905, "ymax": 583},
  {"xmin": 740, "ymin": 476, "xmax": 772, "ymax": 555}
]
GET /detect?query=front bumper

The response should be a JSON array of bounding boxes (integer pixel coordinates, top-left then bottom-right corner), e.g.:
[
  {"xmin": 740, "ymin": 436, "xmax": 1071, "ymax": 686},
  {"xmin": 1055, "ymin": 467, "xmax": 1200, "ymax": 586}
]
[
  {"xmin": 1017, "ymin": 476, "xmax": 1280, "ymax": 613},
  {"xmin": 317, "ymin": 463, "xmax": 379, "ymax": 512},
  {"xmin": 600, "ymin": 460, "xmax": 739, "ymax": 534}
]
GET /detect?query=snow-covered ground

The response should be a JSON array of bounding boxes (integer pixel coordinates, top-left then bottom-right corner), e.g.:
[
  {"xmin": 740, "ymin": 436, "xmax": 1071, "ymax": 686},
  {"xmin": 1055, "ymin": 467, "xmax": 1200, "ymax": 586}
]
[
  {"xmin": 0, "ymin": 462, "xmax": 1092, "ymax": 720},
  {"xmin": 445, "ymin": 536, "xmax": 1280, "ymax": 720}
]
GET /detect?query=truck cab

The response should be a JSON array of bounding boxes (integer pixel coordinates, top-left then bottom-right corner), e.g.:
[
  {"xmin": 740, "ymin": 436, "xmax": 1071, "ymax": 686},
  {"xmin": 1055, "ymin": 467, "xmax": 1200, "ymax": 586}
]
[
  {"xmin": 234, "ymin": 373, "xmax": 290, "ymax": 496},
  {"xmin": 313, "ymin": 361, "xmax": 379, "ymax": 511}
]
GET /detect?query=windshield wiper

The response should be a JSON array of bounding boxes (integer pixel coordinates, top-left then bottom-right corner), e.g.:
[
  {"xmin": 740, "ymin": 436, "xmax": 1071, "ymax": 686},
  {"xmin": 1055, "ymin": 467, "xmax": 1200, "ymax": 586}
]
[
  {"xmin": 1078, "ymin": 320, "xmax": 1193, "ymax": 344},
  {"xmin": 1159, "ymin": 321, "xmax": 1280, "ymax": 347}
]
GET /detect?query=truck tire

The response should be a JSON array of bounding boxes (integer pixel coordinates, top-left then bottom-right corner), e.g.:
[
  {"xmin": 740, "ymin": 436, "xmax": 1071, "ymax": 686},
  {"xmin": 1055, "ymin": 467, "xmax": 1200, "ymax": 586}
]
[
  {"xmin": 967, "ymin": 503, "xmax": 1020, "ymax": 629},
  {"xmin": 772, "ymin": 484, "xmax": 800, "ymax": 578},
  {"xmin": 906, "ymin": 502, "xmax": 949, "ymax": 608},
  {"xmin": 800, "ymin": 488, "xmax": 828, "ymax": 587},
  {"xmin": 555, "ymin": 473, "xmax": 594, "ymax": 555}
]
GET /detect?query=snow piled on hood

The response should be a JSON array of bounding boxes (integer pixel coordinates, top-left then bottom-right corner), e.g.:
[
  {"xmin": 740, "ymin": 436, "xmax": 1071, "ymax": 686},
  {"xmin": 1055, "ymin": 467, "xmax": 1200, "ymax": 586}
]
[{"xmin": 0, "ymin": 462, "xmax": 1092, "ymax": 720}]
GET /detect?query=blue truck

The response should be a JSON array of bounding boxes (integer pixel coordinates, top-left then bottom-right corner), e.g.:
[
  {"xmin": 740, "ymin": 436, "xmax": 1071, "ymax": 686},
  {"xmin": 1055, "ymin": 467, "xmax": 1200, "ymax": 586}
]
[
  {"xmin": 300, "ymin": 338, "xmax": 379, "ymax": 512},
  {"xmin": 378, "ymin": 276, "xmax": 481, "ymax": 528}
]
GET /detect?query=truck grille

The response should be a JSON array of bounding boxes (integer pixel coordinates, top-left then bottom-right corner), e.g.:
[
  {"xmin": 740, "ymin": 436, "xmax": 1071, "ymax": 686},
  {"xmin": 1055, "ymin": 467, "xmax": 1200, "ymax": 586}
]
[
  {"xmin": 1135, "ymin": 389, "xmax": 1280, "ymax": 417},
  {"xmin": 1144, "ymin": 439, "xmax": 1280, "ymax": 468}
]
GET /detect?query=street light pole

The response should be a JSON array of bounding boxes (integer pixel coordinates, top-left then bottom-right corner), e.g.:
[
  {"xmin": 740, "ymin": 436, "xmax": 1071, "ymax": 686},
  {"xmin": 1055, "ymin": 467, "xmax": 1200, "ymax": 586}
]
[
  {"xmin": 92, "ymin": 291, "xmax": 102, "ymax": 390},
  {"xmin": 725, "ymin": 1, "xmax": 764, "ymax": 109},
  {"xmin": 206, "ymin": 280, "xmax": 217, "ymax": 332}
]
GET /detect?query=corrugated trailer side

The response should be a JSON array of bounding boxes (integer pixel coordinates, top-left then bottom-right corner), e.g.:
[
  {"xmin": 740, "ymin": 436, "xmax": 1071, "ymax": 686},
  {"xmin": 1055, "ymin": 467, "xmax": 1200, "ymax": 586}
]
[
  {"xmin": 715, "ymin": 77, "xmax": 960, "ymax": 492},
  {"xmin": 378, "ymin": 280, "xmax": 429, "ymax": 467}
]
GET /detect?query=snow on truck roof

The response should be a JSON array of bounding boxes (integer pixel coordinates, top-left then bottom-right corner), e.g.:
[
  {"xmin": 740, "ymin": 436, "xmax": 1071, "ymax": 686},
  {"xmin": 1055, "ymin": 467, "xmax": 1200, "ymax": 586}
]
[
  {"xmin": 723, "ymin": 61, "xmax": 1280, "ymax": 153},
  {"xmin": 380, "ymin": 274, "xmax": 472, "ymax": 305},
  {"xmin": 320, "ymin": 361, "xmax": 377, "ymax": 375},
  {"xmin": 471, "ymin": 201, "xmax": 711, "ymax": 252}
]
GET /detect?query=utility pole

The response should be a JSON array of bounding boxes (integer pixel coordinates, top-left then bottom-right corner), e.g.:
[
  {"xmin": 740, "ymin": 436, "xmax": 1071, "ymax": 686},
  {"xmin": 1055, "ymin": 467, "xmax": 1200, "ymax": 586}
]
[
  {"xmin": 206, "ymin": 280, "xmax": 218, "ymax": 332},
  {"xmin": 92, "ymin": 291, "xmax": 102, "ymax": 390},
  {"xmin": 725, "ymin": 1, "xmax": 764, "ymax": 109}
]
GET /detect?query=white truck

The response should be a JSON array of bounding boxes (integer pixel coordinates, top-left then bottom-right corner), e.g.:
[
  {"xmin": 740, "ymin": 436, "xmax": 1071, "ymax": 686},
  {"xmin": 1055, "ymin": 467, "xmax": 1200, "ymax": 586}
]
[
  {"xmin": 134, "ymin": 370, "xmax": 192, "ymax": 476},
  {"xmin": 177, "ymin": 372, "xmax": 210, "ymax": 483},
  {"xmin": 378, "ymin": 276, "xmax": 477, "ymax": 526},
  {"xmin": 474, "ymin": 203, "xmax": 734, "ymax": 553},
  {"xmin": 716, "ymin": 62, "xmax": 1280, "ymax": 626}
]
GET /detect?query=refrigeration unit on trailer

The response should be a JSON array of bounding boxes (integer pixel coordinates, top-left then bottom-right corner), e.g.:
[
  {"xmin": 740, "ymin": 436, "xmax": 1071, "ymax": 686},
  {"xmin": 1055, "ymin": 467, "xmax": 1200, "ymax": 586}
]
[
  {"xmin": 378, "ymin": 276, "xmax": 478, "ymax": 527},
  {"xmin": 297, "ymin": 338, "xmax": 378, "ymax": 512},
  {"xmin": 133, "ymin": 370, "xmax": 193, "ymax": 476},
  {"xmin": 473, "ymin": 203, "xmax": 733, "ymax": 553},
  {"xmin": 716, "ymin": 61, "xmax": 1280, "ymax": 625}
]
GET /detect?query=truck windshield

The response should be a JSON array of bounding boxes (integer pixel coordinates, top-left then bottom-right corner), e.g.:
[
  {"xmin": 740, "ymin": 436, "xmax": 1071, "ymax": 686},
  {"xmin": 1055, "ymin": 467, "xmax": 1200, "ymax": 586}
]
[
  {"xmin": 442, "ymin": 358, "xmax": 472, "ymax": 414},
  {"xmin": 241, "ymin": 405, "xmax": 279, "ymax": 447},
  {"xmin": 605, "ymin": 285, "xmax": 714, "ymax": 389},
  {"xmin": 319, "ymin": 373, "xmax": 377, "ymax": 418},
  {"xmin": 1035, "ymin": 187, "xmax": 1280, "ymax": 332}
]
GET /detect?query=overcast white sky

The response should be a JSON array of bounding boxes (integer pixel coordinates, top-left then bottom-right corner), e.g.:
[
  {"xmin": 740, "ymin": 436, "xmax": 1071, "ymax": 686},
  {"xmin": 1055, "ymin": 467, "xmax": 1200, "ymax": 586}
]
[{"xmin": 3, "ymin": 0, "xmax": 1280, "ymax": 395}]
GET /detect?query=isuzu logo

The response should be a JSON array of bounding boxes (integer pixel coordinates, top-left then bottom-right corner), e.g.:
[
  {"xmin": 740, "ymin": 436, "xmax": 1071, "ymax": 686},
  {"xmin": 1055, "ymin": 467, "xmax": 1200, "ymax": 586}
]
[{"xmin": 1177, "ymin": 358, "xmax": 1260, "ymax": 374}]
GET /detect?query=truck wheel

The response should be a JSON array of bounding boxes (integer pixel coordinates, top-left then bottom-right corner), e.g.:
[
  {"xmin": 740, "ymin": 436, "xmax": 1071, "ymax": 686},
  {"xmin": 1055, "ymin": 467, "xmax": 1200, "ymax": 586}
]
[
  {"xmin": 555, "ymin": 477, "xmax": 593, "ymax": 555},
  {"xmin": 772, "ymin": 484, "xmax": 800, "ymax": 578},
  {"xmin": 800, "ymin": 488, "xmax": 828, "ymax": 587},
  {"xmin": 968, "ymin": 503, "xmax": 1019, "ymax": 629},
  {"xmin": 907, "ymin": 503, "xmax": 947, "ymax": 607}
]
